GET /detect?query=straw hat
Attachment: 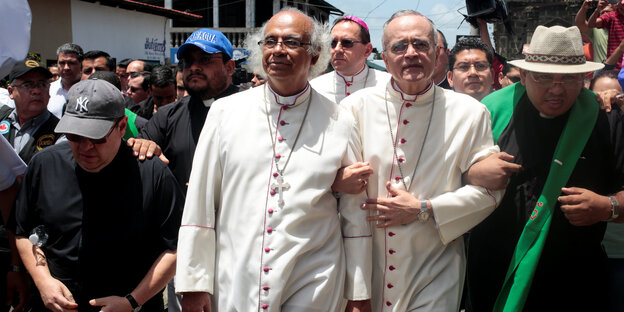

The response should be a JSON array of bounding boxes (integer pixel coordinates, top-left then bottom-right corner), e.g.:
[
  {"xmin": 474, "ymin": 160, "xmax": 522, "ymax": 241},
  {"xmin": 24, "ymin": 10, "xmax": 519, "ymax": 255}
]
[{"xmin": 509, "ymin": 25, "xmax": 604, "ymax": 74}]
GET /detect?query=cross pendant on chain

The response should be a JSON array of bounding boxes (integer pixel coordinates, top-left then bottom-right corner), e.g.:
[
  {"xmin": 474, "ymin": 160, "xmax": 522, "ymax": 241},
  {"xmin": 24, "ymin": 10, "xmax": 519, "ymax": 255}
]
[{"xmin": 271, "ymin": 174, "xmax": 290, "ymax": 207}]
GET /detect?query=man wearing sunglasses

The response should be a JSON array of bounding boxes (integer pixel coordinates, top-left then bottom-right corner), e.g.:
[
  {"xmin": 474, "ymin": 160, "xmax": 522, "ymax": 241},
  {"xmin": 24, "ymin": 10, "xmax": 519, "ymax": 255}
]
[
  {"xmin": 447, "ymin": 37, "xmax": 495, "ymax": 101},
  {"xmin": 14, "ymin": 79, "xmax": 183, "ymax": 312},
  {"xmin": 311, "ymin": 16, "xmax": 390, "ymax": 104},
  {"xmin": 177, "ymin": 9, "xmax": 371, "ymax": 312},
  {"xmin": 312, "ymin": 16, "xmax": 388, "ymax": 195},
  {"xmin": 0, "ymin": 60, "xmax": 61, "ymax": 164},
  {"xmin": 340, "ymin": 10, "xmax": 503, "ymax": 311}
]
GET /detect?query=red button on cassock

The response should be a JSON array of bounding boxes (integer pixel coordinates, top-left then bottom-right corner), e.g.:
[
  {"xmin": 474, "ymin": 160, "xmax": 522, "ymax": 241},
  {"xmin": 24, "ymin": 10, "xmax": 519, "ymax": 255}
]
[
  {"xmin": 263, "ymin": 285, "xmax": 270, "ymax": 291},
  {"xmin": 389, "ymin": 265, "xmax": 396, "ymax": 271},
  {"xmin": 346, "ymin": 92, "xmax": 351, "ymax": 96},
  {"xmin": 389, "ymin": 249, "xmax": 396, "ymax": 254},
  {"xmin": 280, "ymin": 120, "xmax": 286, "ymax": 126},
  {"xmin": 278, "ymin": 136, "xmax": 284, "ymax": 142},
  {"xmin": 400, "ymin": 138, "xmax": 406, "ymax": 144},
  {"xmin": 387, "ymin": 283, "xmax": 394, "ymax": 288},
  {"xmin": 267, "ymin": 227, "xmax": 273, "ymax": 234},
  {"xmin": 386, "ymin": 301, "xmax": 392, "ymax": 306},
  {"xmin": 264, "ymin": 247, "xmax": 270, "ymax": 252},
  {"xmin": 262, "ymin": 303, "xmax": 268, "ymax": 309},
  {"xmin": 275, "ymin": 153, "xmax": 281, "ymax": 159},
  {"xmin": 268, "ymin": 208, "xmax": 274, "ymax": 214},
  {"xmin": 405, "ymin": 102, "xmax": 412, "ymax": 107},
  {"xmin": 263, "ymin": 266, "xmax": 269, "ymax": 272},
  {"xmin": 403, "ymin": 119, "xmax": 409, "ymax": 125},
  {"xmin": 398, "ymin": 157, "xmax": 405, "ymax": 163},
  {"xmin": 270, "ymin": 190, "xmax": 276, "ymax": 196},
  {"xmin": 388, "ymin": 232, "xmax": 395, "ymax": 237},
  {"xmin": 273, "ymin": 172, "xmax": 279, "ymax": 177},
  {"xmin": 395, "ymin": 176, "xmax": 401, "ymax": 181}
]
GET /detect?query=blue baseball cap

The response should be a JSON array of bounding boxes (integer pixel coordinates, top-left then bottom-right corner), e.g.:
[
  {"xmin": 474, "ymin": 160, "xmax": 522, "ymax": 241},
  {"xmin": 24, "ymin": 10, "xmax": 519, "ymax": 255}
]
[{"xmin": 177, "ymin": 29, "xmax": 233, "ymax": 60}]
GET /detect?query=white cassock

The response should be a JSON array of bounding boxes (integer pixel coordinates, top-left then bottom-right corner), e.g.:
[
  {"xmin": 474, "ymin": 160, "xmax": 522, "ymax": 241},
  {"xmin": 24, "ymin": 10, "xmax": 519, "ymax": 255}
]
[
  {"xmin": 176, "ymin": 83, "xmax": 372, "ymax": 311},
  {"xmin": 341, "ymin": 81, "xmax": 503, "ymax": 312},
  {"xmin": 310, "ymin": 65, "xmax": 390, "ymax": 104}
]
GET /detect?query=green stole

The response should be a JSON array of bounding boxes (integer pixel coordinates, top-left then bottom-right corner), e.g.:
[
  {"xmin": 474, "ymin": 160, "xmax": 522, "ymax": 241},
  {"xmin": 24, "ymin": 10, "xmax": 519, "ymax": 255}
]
[
  {"xmin": 481, "ymin": 83, "xmax": 599, "ymax": 311},
  {"xmin": 124, "ymin": 108, "xmax": 139, "ymax": 139}
]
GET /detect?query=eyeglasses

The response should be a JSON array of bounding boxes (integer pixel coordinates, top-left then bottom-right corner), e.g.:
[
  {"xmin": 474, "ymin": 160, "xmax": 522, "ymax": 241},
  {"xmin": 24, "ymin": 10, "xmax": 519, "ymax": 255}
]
[
  {"xmin": 528, "ymin": 72, "xmax": 583, "ymax": 87},
  {"xmin": 182, "ymin": 55, "xmax": 223, "ymax": 69},
  {"xmin": 66, "ymin": 120, "xmax": 119, "ymax": 144},
  {"xmin": 12, "ymin": 81, "xmax": 50, "ymax": 91},
  {"xmin": 331, "ymin": 39, "xmax": 362, "ymax": 49},
  {"xmin": 258, "ymin": 38, "xmax": 312, "ymax": 50},
  {"xmin": 506, "ymin": 75, "xmax": 521, "ymax": 83},
  {"xmin": 453, "ymin": 62, "xmax": 491, "ymax": 73},
  {"xmin": 388, "ymin": 39, "xmax": 431, "ymax": 54}
]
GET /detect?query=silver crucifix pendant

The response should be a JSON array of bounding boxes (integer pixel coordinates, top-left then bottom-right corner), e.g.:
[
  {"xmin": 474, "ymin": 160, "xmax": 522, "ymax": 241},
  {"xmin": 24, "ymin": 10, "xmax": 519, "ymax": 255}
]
[{"xmin": 271, "ymin": 175, "xmax": 291, "ymax": 207}]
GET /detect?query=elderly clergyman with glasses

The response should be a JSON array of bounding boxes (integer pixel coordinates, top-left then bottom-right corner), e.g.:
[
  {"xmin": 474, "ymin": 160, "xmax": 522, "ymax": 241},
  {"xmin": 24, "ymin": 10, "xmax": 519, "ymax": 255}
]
[
  {"xmin": 176, "ymin": 8, "xmax": 372, "ymax": 312},
  {"xmin": 0, "ymin": 60, "xmax": 62, "ymax": 163},
  {"xmin": 339, "ymin": 10, "xmax": 504, "ymax": 311},
  {"xmin": 462, "ymin": 25, "xmax": 624, "ymax": 311}
]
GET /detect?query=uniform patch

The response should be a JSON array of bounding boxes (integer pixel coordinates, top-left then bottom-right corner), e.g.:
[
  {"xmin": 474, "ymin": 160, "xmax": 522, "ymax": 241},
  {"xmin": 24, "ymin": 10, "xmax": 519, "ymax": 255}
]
[
  {"xmin": 36, "ymin": 134, "xmax": 55, "ymax": 151},
  {"xmin": 25, "ymin": 60, "xmax": 39, "ymax": 68},
  {"xmin": 0, "ymin": 120, "xmax": 10, "ymax": 134}
]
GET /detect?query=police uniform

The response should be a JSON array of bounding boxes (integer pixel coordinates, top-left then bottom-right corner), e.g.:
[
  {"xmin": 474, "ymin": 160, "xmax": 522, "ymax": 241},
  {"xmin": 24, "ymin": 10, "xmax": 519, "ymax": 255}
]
[{"xmin": 0, "ymin": 106, "xmax": 60, "ymax": 164}]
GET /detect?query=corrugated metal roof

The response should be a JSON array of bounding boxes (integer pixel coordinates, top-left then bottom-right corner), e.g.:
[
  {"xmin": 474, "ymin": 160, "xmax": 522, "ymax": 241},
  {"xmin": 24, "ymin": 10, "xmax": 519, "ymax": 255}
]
[{"xmin": 79, "ymin": 0, "xmax": 202, "ymax": 20}]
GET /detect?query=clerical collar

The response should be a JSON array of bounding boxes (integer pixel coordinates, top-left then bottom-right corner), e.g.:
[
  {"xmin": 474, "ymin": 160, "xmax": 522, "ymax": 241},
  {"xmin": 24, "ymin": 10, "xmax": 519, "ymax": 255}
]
[
  {"xmin": 390, "ymin": 79, "xmax": 433, "ymax": 102},
  {"xmin": 203, "ymin": 98, "xmax": 214, "ymax": 107},
  {"xmin": 336, "ymin": 65, "xmax": 368, "ymax": 84},
  {"xmin": 267, "ymin": 83, "xmax": 310, "ymax": 106}
]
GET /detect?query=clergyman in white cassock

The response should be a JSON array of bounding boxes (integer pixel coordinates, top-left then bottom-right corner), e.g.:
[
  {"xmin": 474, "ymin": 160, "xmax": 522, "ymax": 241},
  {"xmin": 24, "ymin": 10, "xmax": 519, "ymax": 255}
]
[
  {"xmin": 176, "ymin": 82, "xmax": 371, "ymax": 311},
  {"xmin": 338, "ymin": 10, "xmax": 503, "ymax": 311}
]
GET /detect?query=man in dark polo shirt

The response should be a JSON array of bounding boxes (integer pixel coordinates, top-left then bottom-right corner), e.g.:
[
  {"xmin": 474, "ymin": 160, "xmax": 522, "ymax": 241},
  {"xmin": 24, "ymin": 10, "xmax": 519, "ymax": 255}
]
[
  {"xmin": 131, "ymin": 28, "xmax": 238, "ymax": 193},
  {"xmin": 14, "ymin": 79, "xmax": 183, "ymax": 312},
  {"xmin": 0, "ymin": 60, "xmax": 60, "ymax": 164}
]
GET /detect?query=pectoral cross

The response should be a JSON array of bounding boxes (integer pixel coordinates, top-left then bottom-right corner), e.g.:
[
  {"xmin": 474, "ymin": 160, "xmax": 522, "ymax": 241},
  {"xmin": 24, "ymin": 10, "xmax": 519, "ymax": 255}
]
[{"xmin": 271, "ymin": 175, "xmax": 290, "ymax": 207}]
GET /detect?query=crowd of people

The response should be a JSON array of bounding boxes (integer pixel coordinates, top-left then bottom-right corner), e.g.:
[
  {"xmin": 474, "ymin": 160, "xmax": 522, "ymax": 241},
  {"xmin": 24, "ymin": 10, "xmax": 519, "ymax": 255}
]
[{"xmin": 1, "ymin": 2, "xmax": 624, "ymax": 312}]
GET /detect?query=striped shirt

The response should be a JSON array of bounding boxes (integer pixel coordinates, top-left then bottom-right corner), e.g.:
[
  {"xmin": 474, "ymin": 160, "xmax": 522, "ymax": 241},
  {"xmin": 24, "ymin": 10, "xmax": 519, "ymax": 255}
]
[{"xmin": 598, "ymin": 11, "xmax": 624, "ymax": 69}]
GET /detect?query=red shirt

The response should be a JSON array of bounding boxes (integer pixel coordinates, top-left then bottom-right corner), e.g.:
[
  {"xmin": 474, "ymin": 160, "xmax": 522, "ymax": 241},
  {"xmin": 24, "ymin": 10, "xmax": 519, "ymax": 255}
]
[{"xmin": 598, "ymin": 11, "xmax": 624, "ymax": 69}]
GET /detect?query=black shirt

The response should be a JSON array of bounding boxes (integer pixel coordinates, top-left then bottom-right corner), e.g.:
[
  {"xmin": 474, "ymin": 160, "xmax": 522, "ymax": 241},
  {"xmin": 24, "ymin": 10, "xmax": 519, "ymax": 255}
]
[
  {"xmin": 138, "ymin": 85, "xmax": 239, "ymax": 193},
  {"xmin": 466, "ymin": 96, "xmax": 624, "ymax": 311},
  {"xmin": 14, "ymin": 141, "xmax": 183, "ymax": 311}
]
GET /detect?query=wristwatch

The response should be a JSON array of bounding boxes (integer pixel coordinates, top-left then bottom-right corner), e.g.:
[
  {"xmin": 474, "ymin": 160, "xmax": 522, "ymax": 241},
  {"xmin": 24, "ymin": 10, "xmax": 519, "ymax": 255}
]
[
  {"xmin": 607, "ymin": 196, "xmax": 620, "ymax": 222},
  {"xmin": 418, "ymin": 200, "xmax": 430, "ymax": 222},
  {"xmin": 125, "ymin": 294, "xmax": 141, "ymax": 312}
]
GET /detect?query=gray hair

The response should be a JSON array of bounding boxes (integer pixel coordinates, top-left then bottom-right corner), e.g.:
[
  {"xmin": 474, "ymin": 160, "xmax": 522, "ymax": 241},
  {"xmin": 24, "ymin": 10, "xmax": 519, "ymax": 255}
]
[
  {"xmin": 381, "ymin": 10, "xmax": 437, "ymax": 51},
  {"xmin": 56, "ymin": 43, "xmax": 84, "ymax": 61},
  {"xmin": 244, "ymin": 7, "xmax": 331, "ymax": 79}
]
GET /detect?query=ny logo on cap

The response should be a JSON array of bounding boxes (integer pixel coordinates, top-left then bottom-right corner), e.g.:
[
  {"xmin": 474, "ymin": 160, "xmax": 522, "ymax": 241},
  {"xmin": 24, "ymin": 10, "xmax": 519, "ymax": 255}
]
[{"xmin": 76, "ymin": 96, "xmax": 89, "ymax": 113}]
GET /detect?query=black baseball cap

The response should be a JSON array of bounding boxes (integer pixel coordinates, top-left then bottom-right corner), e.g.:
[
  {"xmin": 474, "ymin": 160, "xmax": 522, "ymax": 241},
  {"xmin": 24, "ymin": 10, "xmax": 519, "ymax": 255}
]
[{"xmin": 9, "ymin": 59, "xmax": 52, "ymax": 82}]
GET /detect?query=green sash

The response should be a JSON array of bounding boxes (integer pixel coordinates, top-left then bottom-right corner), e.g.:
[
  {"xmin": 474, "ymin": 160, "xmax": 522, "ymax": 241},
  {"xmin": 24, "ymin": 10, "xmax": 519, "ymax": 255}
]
[
  {"xmin": 483, "ymin": 86, "xmax": 599, "ymax": 311},
  {"xmin": 124, "ymin": 108, "xmax": 139, "ymax": 139}
]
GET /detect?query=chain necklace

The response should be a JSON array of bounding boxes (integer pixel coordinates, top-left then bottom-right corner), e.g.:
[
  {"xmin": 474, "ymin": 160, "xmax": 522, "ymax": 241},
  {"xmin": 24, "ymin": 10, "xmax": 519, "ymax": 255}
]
[
  {"xmin": 384, "ymin": 84, "xmax": 435, "ymax": 191},
  {"xmin": 264, "ymin": 85, "xmax": 312, "ymax": 206}
]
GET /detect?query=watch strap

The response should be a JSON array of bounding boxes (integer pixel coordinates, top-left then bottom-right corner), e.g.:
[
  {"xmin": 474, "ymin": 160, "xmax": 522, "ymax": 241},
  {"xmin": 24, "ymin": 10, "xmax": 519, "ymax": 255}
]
[
  {"xmin": 607, "ymin": 196, "xmax": 620, "ymax": 221},
  {"xmin": 125, "ymin": 294, "xmax": 140, "ymax": 310}
]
